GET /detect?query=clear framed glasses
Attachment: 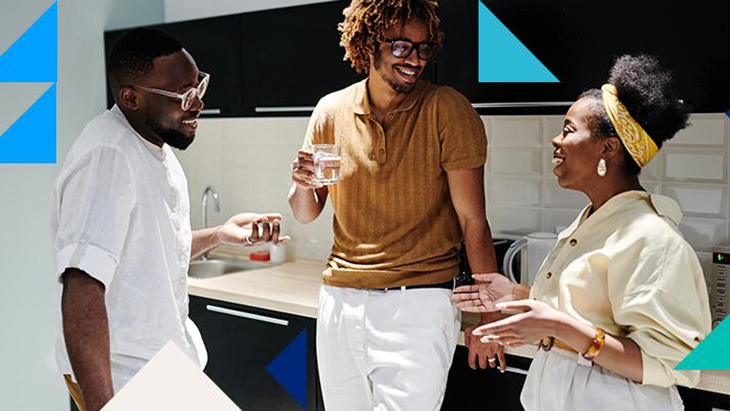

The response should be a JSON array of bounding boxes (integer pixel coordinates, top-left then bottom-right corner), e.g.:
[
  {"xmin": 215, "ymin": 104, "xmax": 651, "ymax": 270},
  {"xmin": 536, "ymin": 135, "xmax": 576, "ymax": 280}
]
[
  {"xmin": 133, "ymin": 71, "xmax": 210, "ymax": 111},
  {"xmin": 382, "ymin": 38, "xmax": 436, "ymax": 60}
]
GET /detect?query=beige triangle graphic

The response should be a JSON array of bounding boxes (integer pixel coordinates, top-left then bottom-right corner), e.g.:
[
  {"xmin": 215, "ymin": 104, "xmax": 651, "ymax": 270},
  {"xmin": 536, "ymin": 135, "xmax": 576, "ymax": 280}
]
[
  {"xmin": 0, "ymin": 0, "xmax": 55, "ymax": 56},
  {"xmin": 103, "ymin": 341, "xmax": 241, "ymax": 411},
  {"xmin": 0, "ymin": 82, "xmax": 53, "ymax": 138}
]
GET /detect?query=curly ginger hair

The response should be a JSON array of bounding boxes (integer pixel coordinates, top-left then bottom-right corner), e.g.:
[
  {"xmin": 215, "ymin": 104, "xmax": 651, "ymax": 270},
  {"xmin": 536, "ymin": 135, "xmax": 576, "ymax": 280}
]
[{"xmin": 338, "ymin": 0, "xmax": 444, "ymax": 74}]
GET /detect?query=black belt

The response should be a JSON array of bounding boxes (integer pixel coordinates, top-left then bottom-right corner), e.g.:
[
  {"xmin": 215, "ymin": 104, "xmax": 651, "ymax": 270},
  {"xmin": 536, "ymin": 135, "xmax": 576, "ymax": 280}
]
[{"xmin": 370, "ymin": 279, "xmax": 454, "ymax": 292}]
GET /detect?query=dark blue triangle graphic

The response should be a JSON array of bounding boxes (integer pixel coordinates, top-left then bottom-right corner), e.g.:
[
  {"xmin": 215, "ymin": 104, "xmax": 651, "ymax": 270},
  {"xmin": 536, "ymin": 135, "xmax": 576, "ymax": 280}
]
[
  {"xmin": 0, "ymin": 84, "xmax": 56, "ymax": 163},
  {"xmin": 266, "ymin": 329, "xmax": 307, "ymax": 408},
  {"xmin": 0, "ymin": 2, "xmax": 57, "ymax": 82},
  {"xmin": 478, "ymin": 1, "xmax": 558, "ymax": 83}
]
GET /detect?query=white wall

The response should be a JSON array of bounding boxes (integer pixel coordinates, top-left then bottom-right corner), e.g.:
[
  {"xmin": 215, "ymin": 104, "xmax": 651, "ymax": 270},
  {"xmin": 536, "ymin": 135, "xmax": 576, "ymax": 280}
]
[
  {"xmin": 0, "ymin": 0, "xmax": 164, "ymax": 409},
  {"xmin": 164, "ymin": 0, "xmax": 338, "ymax": 23}
]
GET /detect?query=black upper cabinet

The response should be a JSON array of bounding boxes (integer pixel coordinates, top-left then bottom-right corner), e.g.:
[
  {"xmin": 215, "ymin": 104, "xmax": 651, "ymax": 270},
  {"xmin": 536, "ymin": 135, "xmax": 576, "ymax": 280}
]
[
  {"xmin": 104, "ymin": 15, "xmax": 244, "ymax": 117},
  {"xmin": 437, "ymin": 0, "xmax": 730, "ymax": 114},
  {"xmin": 240, "ymin": 1, "xmax": 361, "ymax": 116}
]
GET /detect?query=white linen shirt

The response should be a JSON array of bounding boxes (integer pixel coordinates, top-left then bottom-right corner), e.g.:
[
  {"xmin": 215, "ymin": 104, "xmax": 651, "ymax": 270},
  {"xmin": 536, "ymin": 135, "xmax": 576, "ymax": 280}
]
[
  {"xmin": 531, "ymin": 191, "xmax": 711, "ymax": 388},
  {"xmin": 49, "ymin": 105, "xmax": 206, "ymax": 392}
]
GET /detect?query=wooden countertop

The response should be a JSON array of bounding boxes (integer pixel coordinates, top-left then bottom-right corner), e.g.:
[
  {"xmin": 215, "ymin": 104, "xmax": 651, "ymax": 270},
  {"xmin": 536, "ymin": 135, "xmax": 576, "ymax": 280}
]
[{"xmin": 188, "ymin": 258, "xmax": 730, "ymax": 396}]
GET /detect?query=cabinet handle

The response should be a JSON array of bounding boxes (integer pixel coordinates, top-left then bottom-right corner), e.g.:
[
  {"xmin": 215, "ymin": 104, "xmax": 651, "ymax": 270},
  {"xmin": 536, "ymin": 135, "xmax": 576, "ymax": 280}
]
[
  {"xmin": 504, "ymin": 366, "xmax": 529, "ymax": 376},
  {"xmin": 206, "ymin": 304, "xmax": 289, "ymax": 326},
  {"xmin": 255, "ymin": 106, "xmax": 316, "ymax": 113},
  {"xmin": 200, "ymin": 109, "xmax": 222, "ymax": 115},
  {"xmin": 471, "ymin": 102, "xmax": 574, "ymax": 109}
]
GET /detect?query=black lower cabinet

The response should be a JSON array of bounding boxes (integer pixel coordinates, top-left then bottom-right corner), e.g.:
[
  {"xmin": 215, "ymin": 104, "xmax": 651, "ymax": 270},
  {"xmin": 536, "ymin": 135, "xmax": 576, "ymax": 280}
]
[
  {"xmin": 442, "ymin": 347, "xmax": 529, "ymax": 410},
  {"xmin": 189, "ymin": 296, "xmax": 322, "ymax": 410}
]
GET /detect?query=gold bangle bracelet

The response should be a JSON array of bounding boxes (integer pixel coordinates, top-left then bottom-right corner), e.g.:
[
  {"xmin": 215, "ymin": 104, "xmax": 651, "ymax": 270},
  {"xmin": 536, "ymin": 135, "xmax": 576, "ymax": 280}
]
[{"xmin": 582, "ymin": 327, "xmax": 606, "ymax": 361}]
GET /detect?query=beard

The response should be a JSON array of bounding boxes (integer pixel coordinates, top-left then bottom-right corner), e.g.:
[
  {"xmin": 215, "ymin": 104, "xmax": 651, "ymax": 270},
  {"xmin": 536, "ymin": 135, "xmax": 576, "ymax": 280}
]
[
  {"xmin": 148, "ymin": 118, "xmax": 194, "ymax": 151},
  {"xmin": 374, "ymin": 48, "xmax": 418, "ymax": 94}
]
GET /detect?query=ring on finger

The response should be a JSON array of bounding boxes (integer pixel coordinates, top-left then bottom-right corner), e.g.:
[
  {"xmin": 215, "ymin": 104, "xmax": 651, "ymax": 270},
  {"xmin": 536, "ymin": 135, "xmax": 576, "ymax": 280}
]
[
  {"xmin": 487, "ymin": 357, "xmax": 496, "ymax": 363},
  {"xmin": 245, "ymin": 236, "xmax": 254, "ymax": 245}
]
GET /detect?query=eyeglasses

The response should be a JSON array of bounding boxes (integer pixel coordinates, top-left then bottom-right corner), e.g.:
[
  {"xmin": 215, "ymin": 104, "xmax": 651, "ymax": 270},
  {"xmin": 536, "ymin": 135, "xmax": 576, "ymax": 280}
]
[
  {"xmin": 133, "ymin": 71, "xmax": 210, "ymax": 111},
  {"xmin": 382, "ymin": 38, "xmax": 436, "ymax": 60}
]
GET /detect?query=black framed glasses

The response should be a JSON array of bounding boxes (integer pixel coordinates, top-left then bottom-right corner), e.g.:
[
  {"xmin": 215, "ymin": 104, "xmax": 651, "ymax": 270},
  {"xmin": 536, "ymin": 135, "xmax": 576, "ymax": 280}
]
[
  {"xmin": 133, "ymin": 71, "xmax": 210, "ymax": 111},
  {"xmin": 382, "ymin": 38, "xmax": 436, "ymax": 60}
]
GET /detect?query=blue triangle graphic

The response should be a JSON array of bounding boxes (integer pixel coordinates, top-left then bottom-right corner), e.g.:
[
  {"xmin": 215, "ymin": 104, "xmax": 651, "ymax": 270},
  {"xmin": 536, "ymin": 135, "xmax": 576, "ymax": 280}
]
[
  {"xmin": 0, "ymin": 84, "xmax": 56, "ymax": 163},
  {"xmin": 266, "ymin": 329, "xmax": 307, "ymax": 408},
  {"xmin": 478, "ymin": 1, "xmax": 558, "ymax": 83},
  {"xmin": 676, "ymin": 315, "xmax": 730, "ymax": 370},
  {"xmin": 0, "ymin": 2, "xmax": 57, "ymax": 82}
]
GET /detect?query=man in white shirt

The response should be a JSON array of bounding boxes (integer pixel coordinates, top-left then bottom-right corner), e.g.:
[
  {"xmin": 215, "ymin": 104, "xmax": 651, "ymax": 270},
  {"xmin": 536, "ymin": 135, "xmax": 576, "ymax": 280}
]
[{"xmin": 50, "ymin": 28, "xmax": 289, "ymax": 411}]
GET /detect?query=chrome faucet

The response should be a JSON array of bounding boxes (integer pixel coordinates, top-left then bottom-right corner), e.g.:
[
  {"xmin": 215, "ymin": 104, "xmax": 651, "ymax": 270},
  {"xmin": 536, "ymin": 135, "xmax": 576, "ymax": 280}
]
[{"xmin": 201, "ymin": 185, "xmax": 220, "ymax": 260}]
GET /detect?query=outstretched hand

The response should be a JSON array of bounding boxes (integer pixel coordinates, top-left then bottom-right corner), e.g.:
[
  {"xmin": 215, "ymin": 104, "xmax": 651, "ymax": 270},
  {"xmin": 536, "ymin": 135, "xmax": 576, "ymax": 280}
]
[{"xmin": 450, "ymin": 273, "xmax": 516, "ymax": 313}]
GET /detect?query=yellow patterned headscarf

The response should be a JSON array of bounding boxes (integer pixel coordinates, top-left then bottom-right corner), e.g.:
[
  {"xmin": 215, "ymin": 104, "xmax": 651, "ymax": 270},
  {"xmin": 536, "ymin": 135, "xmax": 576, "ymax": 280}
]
[{"xmin": 601, "ymin": 84, "xmax": 658, "ymax": 168}]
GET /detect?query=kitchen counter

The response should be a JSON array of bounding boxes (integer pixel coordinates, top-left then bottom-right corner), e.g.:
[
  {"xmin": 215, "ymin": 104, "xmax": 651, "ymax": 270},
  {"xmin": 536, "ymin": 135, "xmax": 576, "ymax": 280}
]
[{"xmin": 188, "ymin": 258, "xmax": 730, "ymax": 396}]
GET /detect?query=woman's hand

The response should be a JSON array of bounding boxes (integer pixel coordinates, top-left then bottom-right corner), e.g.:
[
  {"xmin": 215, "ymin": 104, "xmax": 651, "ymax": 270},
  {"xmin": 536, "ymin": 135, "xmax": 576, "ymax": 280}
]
[
  {"xmin": 450, "ymin": 273, "xmax": 517, "ymax": 312},
  {"xmin": 473, "ymin": 300, "xmax": 572, "ymax": 347}
]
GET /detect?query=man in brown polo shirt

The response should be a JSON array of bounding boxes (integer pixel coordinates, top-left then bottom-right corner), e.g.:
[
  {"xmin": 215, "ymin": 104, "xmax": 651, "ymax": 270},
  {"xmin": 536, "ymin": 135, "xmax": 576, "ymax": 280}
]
[{"xmin": 289, "ymin": 1, "xmax": 502, "ymax": 409}]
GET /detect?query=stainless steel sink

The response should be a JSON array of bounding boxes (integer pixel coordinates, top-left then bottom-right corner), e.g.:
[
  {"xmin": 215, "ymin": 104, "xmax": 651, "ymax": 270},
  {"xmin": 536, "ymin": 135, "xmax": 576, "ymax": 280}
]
[{"xmin": 188, "ymin": 258, "xmax": 270, "ymax": 279}]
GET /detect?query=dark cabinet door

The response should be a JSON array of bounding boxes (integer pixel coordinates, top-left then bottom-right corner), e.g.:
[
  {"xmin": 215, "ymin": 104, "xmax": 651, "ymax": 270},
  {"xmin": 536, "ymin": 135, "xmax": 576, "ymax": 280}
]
[
  {"xmin": 239, "ymin": 1, "xmax": 360, "ymax": 117},
  {"xmin": 442, "ymin": 347, "xmax": 529, "ymax": 410},
  {"xmin": 437, "ymin": 0, "xmax": 729, "ymax": 114},
  {"xmin": 104, "ymin": 15, "xmax": 244, "ymax": 117},
  {"xmin": 189, "ymin": 296, "xmax": 320, "ymax": 410}
]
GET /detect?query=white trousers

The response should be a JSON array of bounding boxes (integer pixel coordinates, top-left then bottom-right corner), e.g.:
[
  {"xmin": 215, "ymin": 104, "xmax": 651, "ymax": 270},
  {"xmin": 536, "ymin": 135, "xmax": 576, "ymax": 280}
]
[
  {"xmin": 521, "ymin": 347, "xmax": 685, "ymax": 411},
  {"xmin": 316, "ymin": 284, "xmax": 461, "ymax": 411}
]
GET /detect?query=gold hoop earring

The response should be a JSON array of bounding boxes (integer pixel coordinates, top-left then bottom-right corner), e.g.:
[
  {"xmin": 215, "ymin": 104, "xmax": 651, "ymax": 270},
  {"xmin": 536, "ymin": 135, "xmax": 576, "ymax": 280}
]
[{"xmin": 597, "ymin": 158, "xmax": 607, "ymax": 177}]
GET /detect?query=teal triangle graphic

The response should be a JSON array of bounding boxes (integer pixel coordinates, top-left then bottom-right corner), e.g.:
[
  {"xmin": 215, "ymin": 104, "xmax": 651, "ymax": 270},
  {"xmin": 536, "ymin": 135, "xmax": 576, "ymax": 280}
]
[
  {"xmin": 676, "ymin": 316, "xmax": 730, "ymax": 370},
  {"xmin": 0, "ymin": 83, "xmax": 56, "ymax": 163},
  {"xmin": 266, "ymin": 329, "xmax": 307, "ymax": 408},
  {"xmin": 0, "ymin": 2, "xmax": 57, "ymax": 82},
  {"xmin": 478, "ymin": 1, "xmax": 558, "ymax": 83}
]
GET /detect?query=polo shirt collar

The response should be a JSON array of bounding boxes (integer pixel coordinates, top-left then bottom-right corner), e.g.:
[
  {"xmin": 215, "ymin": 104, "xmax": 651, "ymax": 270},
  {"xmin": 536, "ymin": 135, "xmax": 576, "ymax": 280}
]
[{"xmin": 353, "ymin": 78, "xmax": 427, "ymax": 116}]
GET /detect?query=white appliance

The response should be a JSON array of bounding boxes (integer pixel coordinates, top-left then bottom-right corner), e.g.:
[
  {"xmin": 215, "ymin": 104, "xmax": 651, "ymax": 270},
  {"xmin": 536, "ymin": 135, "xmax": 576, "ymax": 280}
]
[
  {"xmin": 503, "ymin": 232, "xmax": 558, "ymax": 286},
  {"xmin": 710, "ymin": 245, "xmax": 730, "ymax": 329}
]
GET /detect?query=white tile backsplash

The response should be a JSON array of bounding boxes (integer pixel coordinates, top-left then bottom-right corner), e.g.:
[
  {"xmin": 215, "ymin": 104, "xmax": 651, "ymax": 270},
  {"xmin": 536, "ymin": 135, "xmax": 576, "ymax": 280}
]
[
  {"xmin": 663, "ymin": 183, "xmax": 729, "ymax": 218},
  {"xmin": 489, "ymin": 147, "xmax": 543, "ymax": 177},
  {"xmin": 488, "ymin": 205, "xmax": 542, "ymax": 235},
  {"xmin": 663, "ymin": 149, "xmax": 727, "ymax": 183},
  {"xmin": 489, "ymin": 117, "xmax": 543, "ymax": 147},
  {"xmin": 666, "ymin": 115, "xmax": 727, "ymax": 147},
  {"xmin": 489, "ymin": 177, "xmax": 542, "ymax": 206},
  {"xmin": 180, "ymin": 113, "xmax": 730, "ymax": 260}
]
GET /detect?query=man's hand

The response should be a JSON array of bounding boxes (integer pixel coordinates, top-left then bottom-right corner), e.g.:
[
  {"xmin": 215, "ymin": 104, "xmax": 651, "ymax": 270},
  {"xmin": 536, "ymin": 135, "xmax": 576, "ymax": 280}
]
[
  {"xmin": 216, "ymin": 213, "xmax": 291, "ymax": 246},
  {"xmin": 291, "ymin": 150, "xmax": 323, "ymax": 190},
  {"xmin": 451, "ymin": 273, "xmax": 516, "ymax": 312},
  {"xmin": 464, "ymin": 319, "xmax": 506, "ymax": 372}
]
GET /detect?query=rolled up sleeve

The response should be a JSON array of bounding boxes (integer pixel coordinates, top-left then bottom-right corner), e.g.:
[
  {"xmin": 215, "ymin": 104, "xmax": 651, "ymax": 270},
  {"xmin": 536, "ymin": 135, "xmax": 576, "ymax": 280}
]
[
  {"xmin": 436, "ymin": 87, "xmax": 487, "ymax": 171},
  {"xmin": 612, "ymin": 243, "xmax": 712, "ymax": 388},
  {"xmin": 53, "ymin": 146, "xmax": 136, "ymax": 289}
]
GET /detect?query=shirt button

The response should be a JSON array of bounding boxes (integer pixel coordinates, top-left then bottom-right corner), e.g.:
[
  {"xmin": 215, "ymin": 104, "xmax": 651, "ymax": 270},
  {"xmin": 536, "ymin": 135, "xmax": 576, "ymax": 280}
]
[
  {"xmin": 379, "ymin": 148, "xmax": 386, "ymax": 155},
  {"xmin": 569, "ymin": 239, "xmax": 578, "ymax": 246},
  {"xmin": 386, "ymin": 114, "xmax": 394, "ymax": 121},
  {"xmin": 546, "ymin": 272, "xmax": 552, "ymax": 279}
]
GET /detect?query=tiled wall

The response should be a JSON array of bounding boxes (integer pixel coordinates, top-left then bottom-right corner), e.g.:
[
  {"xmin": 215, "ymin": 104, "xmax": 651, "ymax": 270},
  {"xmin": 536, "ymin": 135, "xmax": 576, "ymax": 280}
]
[{"xmin": 176, "ymin": 113, "xmax": 730, "ymax": 272}]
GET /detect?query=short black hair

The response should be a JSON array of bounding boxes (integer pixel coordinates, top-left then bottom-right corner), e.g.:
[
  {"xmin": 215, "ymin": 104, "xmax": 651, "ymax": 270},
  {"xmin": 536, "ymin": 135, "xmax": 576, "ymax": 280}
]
[
  {"xmin": 579, "ymin": 55, "xmax": 691, "ymax": 176},
  {"xmin": 107, "ymin": 28, "xmax": 183, "ymax": 102}
]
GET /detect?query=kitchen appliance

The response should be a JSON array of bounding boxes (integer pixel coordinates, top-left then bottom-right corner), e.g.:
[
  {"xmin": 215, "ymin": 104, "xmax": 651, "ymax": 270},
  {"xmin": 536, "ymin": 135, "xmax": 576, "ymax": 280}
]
[
  {"xmin": 503, "ymin": 232, "xmax": 558, "ymax": 286},
  {"xmin": 711, "ymin": 245, "xmax": 730, "ymax": 329}
]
